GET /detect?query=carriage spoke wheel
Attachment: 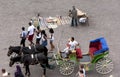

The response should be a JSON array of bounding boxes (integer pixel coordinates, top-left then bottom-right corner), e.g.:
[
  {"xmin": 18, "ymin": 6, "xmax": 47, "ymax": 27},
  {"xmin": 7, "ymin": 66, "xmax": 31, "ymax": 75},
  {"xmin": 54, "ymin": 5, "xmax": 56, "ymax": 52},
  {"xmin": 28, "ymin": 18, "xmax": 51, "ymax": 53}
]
[
  {"xmin": 59, "ymin": 62, "xmax": 74, "ymax": 75},
  {"xmin": 95, "ymin": 57, "xmax": 113, "ymax": 74}
]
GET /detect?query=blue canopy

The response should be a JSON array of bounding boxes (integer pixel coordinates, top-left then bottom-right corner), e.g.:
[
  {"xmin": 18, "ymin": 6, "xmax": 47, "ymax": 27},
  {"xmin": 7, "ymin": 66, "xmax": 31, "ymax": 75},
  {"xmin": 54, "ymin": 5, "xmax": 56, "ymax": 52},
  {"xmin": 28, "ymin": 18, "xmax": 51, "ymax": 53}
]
[{"xmin": 90, "ymin": 37, "xmax": 109, "ymax": 55}]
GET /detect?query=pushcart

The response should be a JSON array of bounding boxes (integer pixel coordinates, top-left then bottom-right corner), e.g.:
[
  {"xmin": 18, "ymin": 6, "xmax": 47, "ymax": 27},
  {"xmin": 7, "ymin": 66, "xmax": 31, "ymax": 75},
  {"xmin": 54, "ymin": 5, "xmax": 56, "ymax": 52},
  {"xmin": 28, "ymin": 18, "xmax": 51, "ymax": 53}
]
[{"xmin": 76, "ymin": 8, "xmax": 89, "ymax": 26}]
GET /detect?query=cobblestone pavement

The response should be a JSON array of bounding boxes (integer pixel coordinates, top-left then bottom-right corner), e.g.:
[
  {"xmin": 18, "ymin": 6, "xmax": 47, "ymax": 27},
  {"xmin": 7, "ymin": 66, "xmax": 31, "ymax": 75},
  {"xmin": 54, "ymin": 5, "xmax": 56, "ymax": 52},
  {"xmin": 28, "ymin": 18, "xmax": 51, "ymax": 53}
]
[{"xmin": 0, "ymin": 0, "xmax": 120, "ymax": 77}]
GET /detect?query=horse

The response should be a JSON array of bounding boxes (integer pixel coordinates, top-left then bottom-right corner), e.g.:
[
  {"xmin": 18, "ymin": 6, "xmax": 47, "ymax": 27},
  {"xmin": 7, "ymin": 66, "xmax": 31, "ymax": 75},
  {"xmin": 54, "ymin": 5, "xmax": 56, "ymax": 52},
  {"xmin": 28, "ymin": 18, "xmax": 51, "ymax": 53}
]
[
  {"xmin": 9, "ymin": 53, "xmax": 51, "ymax": 77},
  {"xmin": 7, "ymin": 44, "xmax": 48, "ymax": 57}
]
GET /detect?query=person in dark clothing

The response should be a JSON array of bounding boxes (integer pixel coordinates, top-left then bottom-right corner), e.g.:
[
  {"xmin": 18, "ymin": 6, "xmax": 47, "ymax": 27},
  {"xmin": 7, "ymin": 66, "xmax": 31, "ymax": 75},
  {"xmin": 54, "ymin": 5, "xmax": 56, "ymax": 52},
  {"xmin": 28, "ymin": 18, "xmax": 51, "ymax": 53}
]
[
  {"xmin": 14, "ymin": 65, "xmax": 24, "ymax": 77},
  {"xmin": 71, "ymin": 6, "xmax": 78, "ymax": 26},
  {"xmin": 20, "ymin": 27, "xmax": 27, "ymax": 47}
]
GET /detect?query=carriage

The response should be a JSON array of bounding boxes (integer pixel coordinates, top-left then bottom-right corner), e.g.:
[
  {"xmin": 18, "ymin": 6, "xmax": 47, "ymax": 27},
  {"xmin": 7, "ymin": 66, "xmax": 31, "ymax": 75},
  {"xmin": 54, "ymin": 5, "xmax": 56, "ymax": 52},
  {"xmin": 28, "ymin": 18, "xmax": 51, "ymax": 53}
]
[
  {"xmin": 49, "ymin": 37, "xmax": 114, "ymax": 75},
  {"xmin": 8, "ymin": 37, "xmax": 113, "ymax": 76}
]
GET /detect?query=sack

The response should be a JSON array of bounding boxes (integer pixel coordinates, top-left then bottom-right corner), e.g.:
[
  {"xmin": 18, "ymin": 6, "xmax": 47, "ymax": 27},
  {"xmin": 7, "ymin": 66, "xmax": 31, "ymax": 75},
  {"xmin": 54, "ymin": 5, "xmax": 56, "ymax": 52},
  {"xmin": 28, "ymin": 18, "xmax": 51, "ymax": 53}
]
[{"xmin": 79, "ymin": 17, "xmax": 87, "ymax": 23}]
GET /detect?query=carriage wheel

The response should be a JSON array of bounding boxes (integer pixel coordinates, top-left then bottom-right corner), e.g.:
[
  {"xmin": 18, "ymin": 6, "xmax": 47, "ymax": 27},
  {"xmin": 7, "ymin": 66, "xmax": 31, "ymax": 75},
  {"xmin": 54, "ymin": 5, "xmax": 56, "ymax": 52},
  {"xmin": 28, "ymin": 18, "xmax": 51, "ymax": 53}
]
[
  {"xmin": 95, "ymin": 57, "xmax": 113, "ymax": 74},
  {"xmin": 59, "ymin": 62, "xmax": 75, "ymax": 75}
]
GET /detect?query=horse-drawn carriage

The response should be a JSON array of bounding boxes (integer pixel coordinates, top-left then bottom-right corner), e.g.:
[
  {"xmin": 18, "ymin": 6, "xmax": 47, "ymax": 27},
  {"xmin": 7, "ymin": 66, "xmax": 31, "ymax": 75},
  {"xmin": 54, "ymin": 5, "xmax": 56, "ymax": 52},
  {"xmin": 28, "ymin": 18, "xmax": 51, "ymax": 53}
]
[
  {"xmin": 8, "ymin": 37, "xmax": 113, "ymax": 76},
  {"xmin": 48, "ymin": 37, "xmax": 113, "ymax": 75}
]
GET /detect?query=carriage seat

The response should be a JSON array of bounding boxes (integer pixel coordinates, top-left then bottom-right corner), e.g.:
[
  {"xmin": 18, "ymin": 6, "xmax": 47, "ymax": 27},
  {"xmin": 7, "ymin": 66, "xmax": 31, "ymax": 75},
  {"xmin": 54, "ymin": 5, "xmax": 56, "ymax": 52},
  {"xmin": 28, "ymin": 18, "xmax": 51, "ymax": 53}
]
[{"xmin": 89, "ymin": 37, "xmax": 109, "ymax": 58}]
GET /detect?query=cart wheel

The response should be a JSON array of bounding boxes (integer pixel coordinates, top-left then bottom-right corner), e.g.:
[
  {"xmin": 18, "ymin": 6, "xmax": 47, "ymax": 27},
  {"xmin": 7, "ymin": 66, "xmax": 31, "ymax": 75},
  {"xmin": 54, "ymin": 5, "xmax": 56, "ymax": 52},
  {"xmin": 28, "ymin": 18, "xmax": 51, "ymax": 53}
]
[
  {"xmin": 59, "ymin": 62, "xmax": 75, "ymax": 75},
  {"xmin": 95, "ymin": 57, "xmax": 113, "ymax": 74}
]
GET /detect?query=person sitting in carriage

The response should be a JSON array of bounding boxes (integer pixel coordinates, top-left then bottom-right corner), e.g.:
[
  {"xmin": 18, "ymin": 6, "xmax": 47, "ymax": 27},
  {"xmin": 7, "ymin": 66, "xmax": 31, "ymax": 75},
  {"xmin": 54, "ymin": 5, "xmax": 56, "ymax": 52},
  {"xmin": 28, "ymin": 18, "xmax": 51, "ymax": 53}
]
[{"xmin": 61, "ymin": 37, "xmax": 79, "ymax": 58}]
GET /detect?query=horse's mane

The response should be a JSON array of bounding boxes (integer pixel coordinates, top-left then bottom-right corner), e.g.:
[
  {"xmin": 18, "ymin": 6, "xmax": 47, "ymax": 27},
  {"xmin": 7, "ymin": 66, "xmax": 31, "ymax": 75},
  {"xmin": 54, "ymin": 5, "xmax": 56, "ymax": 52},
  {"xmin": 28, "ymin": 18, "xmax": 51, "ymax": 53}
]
[{"xmin": 9, "ymin": 46, "xmax": 21, "ymax": 52}]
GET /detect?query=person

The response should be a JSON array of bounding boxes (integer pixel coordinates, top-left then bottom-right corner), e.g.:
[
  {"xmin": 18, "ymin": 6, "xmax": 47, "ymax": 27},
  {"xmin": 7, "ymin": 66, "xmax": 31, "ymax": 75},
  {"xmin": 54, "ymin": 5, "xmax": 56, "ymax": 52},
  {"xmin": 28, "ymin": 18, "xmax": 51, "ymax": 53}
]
[
  {"xmin": 27, "ymin": 22, "xmax": 36, "ymax": 45},
  {"xmin": 49, "ymin": 28, "xmax": 55, "ymax": 51},
  {"xmin": 79, "ymin": 65, "xmax": 86, "ymax": 77},
  {"xmin": 30, "ymin": 19, "xmax": 34, "ymax": 25},
  {"xmin": 41, "ymin": 30, "xmax": 47, "ymax": 47},
  {"xmin": 1, "ymin": 68, "xmax": 10, "ymax": 77},
  {"xmin": 20, "ymin": 27, "xmax": 27, "ymax": 47},
  {"xmin": 36, "ymin": 26, "xmax": 42, "ymax": 44},
  {"xmin": 68, "ymin": 10, "xmax": 72, "ymax": 17},
  {"xmin": 61, "ymin": 37, "xmax": 79, "ymax": 58},
  {"xmin": 37, "ymin": 13, "xmax": 42, "ymax": 22},
  {"xmin": 71, "ymin": 6, "xmax": 78, "ymax": 26},
  {"xmin": 14, "ymin": 65, "xmax": 24, "ymax": 77},
  {"xmin": 76, "ymin": 70, "xmax": 84, "ymax": 77},
  {"xmin": 69, "ymin": 37, "xmax": 79, "ymax": 51},
  {"xmin": 37, "ymin": 13, "xmax": 42, "ymax": 27}
]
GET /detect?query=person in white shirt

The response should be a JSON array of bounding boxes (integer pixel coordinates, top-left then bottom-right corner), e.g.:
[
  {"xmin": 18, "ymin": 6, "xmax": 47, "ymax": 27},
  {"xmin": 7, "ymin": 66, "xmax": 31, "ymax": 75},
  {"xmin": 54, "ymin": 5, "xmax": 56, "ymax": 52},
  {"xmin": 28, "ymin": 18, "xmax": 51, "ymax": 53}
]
[
  {"xmin": 1, "ymin": 69, "xmax": 10, "ymax": 77},
  {"xmin": 76, "ymin": 70, "xmax": 84, "ymax": 77},
  {"xmin": 61, "ymin": 37, "xmax": 79, "ymax": 58},
  {"xmin": 36, "ymin": 26, "xmax": 41, "ymax": 44},
  {"xmin": 69, "ymin": 37, "xmax": 79, "ymax": 51},
  {"xmin": 79, "ymin": 65, "xmax": 86, "ymax": 77},
  {"xmin": 27, "ymin": 22, "xmax": 35, "ymax": 45},
  {"xmin": 49, "ymin": 28, "xmax": 55, "ymax": 51}
]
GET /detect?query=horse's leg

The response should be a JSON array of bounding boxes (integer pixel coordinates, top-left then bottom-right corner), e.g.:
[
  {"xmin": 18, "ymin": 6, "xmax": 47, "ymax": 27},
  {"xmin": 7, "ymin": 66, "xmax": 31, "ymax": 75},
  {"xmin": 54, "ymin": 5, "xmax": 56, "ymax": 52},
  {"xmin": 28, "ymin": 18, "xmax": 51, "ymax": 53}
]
[
  {"xmin": 42, "ymin": 68, "xmax": 46, "ymax": 77},
  {"xmin": 41, "ymin": 64, "xmax": 46, "ymax": 77},
  {"xmin": 25, "ymin": 64, "xmax": 30, "ymax": 76}
]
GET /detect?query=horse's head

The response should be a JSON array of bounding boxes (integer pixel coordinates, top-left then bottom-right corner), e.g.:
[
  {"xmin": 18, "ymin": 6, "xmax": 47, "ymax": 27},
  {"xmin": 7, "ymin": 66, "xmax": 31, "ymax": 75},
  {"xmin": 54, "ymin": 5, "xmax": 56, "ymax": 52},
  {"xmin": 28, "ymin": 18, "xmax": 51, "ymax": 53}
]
[
  {"xmin": 9, "ymin": 55, "xmax": 21, "ymax": 67},
  {"xmin": 9, "ymin": 56, "xmax": 14, "ymax": 67},
  {"xmin": 7, "ymin": 46, "xmax": 13, "ymax": 56},
  {"xmin": 7, "ymin": 46, "xmax": 22, "ymax": 56}
]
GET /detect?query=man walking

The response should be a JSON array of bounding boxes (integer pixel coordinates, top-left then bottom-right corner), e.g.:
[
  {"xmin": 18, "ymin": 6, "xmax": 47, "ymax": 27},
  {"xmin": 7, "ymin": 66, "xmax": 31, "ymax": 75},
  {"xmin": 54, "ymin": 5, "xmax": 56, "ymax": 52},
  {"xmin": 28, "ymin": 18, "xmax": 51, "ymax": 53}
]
[{"xmin": 27, "ymin": 22, "xmax": 35, "ymax": 45}]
